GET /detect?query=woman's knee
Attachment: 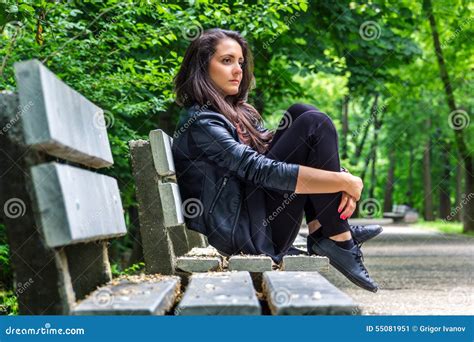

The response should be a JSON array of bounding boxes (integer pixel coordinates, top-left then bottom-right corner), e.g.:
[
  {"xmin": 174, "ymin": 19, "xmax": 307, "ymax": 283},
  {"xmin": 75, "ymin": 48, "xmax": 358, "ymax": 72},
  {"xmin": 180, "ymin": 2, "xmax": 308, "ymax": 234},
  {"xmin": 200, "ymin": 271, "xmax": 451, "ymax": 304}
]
[
  {"xmin": 297, "ymin": 110, "xmax": 336, "ymax": 133},
  {"xmin": 286, "ymin": 103, "xmax": 320, "ymax": 119}
]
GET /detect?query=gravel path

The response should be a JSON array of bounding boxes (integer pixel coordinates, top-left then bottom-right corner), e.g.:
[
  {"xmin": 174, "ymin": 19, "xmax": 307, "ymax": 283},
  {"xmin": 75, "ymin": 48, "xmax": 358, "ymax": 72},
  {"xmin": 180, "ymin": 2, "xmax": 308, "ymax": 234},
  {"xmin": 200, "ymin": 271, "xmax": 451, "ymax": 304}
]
[{"xmin": 315, "ymin": 224, "xmax": 473, "ymax": 315}]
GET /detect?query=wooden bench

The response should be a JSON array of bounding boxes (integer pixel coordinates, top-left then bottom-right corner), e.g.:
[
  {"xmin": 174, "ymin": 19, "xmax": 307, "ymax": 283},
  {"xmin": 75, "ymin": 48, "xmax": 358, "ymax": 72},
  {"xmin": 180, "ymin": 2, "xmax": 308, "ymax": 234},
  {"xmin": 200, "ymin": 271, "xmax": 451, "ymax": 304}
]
[
  {"xmin": 383, "ymin": 204, "xmax": 419, "ymax": 223},
  {"xmin": 0, "ymin": 59, "xmax": 181, "ymax": 315},
  {"xmin": 0, "ymin": 59, "xmax": 358, "ymax": 315}
]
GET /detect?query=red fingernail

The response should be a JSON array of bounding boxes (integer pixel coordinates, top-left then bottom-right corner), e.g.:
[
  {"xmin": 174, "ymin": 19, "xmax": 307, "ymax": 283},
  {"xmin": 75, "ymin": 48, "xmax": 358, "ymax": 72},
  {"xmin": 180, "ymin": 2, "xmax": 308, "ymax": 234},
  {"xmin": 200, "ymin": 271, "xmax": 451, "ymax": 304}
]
[
  {"xmin": 338, "ymin": 208, "xmax": 341, "ymax": 213},
  {"xmin": 340, "ymin": 215, "xmax": 345, "ymax": 220}
]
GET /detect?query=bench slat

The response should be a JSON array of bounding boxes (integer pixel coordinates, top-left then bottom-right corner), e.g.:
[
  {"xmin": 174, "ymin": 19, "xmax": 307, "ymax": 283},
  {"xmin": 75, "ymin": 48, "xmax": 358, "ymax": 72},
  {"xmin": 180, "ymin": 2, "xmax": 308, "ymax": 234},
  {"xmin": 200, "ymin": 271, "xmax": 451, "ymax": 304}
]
[
  {"xmin": 14, "ymin": 59, "xmax": 113, "ymax": 168},
  {"xmin": 72, "ymin": 275, "xmax": 180, "ymax": 315},
  {"xmin": 149, "ymin": 129, "xmax": 175, "ymax": 176},
  {"xmin": 263, "ymin": 271, "xmax": 358, "ymax": 315},
  {"xmin": 31, "ymin": 162, "xmax": 127, "ymax": 247},
  {"xmin": 176, "ymin": 247, "xmax": 223, "ymax": 273},
  {"xmin": 281, "ymin": 255, "xmax": 329, "ymax": 272},
  {"xmin": 228, "ymin": 255, "xmax": 273, "ymax": 272},
  {"xmin": 176, "ymin": 272, "xmax": 261, "ymax": 315},
  {"xmin": 159, "ymin": 182, "xmax": 185, "ymax": 227}
]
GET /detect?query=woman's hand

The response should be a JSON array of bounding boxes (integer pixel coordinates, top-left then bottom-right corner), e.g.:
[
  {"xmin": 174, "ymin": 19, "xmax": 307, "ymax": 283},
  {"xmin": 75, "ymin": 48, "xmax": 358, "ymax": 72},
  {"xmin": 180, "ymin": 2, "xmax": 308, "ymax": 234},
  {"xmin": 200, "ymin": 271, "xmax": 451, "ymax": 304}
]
[
  {"xmin": 338, "ymin": 192, "xmax": 357, "ymax": 220},
  {"xmin": 340, "ymin": 172, "xmax": 363, "ymax": 201}
]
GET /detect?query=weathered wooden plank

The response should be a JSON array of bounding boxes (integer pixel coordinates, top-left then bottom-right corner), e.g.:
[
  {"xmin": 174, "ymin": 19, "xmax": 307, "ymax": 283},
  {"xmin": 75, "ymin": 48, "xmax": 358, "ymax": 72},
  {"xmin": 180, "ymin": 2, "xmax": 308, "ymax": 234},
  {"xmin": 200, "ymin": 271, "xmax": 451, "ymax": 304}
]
[
  {"xmin": 72, "ymin": 275, "xmax": 180, "ymax": 315},
  {"xmin": 167, "ymin": 225, "xmax": 189, "ymax": 257},
  {"xmin": 176, "ymin": 272, "xmax": 261, "ymax": 315},
  {"xmin": 149, "ymin": 129, "xmax": 175, "ymax": 176},
  {"xmin": 263, "ymin": 271, "xmax": 358, "ymax": 315},
  {"xmin": 13, "ymin": 59, "xmax": 113, "ymax": 168},
  {"xmin": 0, "ymin": 92, "xmax": 74, "ymax": 314},
  {"xmin": 129, "ymin": 140, "xmax": 175, "ymax": 275},
  {"xmin": 159, "ymin": 182, "xmax": 185, "ymax": 227},
  {"xmin": 65, "ymin": 242, "xmax": 112, "ymax": 301},
  {"xmin": 185, "ymin": 229, "xmax": 207, "ymax": 249},
  {"xmin": 281, "ymin": 255, "xmax": 329, "ymax": 272},
  {"xmin": 30, "ymin": 162, "xmax": 127, "ymax": 247},
  {"xmin": 176, "ymin": 257, "xmax": 222, "ymax": 273},
  {"xmin": 176, "ymin": 247, "xmax": 223, "ymax": 273},
  {"xmin": 228, "ymin": 255, "xmax": 273, "ymax": 272}
]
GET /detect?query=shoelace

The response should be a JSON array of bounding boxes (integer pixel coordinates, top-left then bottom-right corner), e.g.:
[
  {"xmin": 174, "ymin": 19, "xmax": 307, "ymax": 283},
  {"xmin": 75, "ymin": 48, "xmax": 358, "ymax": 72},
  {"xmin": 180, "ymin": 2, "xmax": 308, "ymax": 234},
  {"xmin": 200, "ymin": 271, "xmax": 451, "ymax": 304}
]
[{"xmin": 353, "ymin": 248, "xmax": 370, "ymax": 278}]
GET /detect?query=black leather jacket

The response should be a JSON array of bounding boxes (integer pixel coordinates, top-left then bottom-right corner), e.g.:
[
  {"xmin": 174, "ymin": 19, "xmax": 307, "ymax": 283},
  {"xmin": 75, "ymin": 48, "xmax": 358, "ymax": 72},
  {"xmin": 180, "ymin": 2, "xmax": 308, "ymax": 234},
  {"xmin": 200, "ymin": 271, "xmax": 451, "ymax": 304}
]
[{"xmin": 172, "ymin": 104, "xmax": 300, "ymax": 255}]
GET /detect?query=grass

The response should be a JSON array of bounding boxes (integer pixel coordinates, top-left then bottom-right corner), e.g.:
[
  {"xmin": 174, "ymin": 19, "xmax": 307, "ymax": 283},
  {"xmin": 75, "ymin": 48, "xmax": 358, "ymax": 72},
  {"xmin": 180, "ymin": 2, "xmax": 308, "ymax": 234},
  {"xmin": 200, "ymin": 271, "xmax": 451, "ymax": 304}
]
[{"xmin": 413, "ymin": 219, "xmax": 474, "ymax": 237}]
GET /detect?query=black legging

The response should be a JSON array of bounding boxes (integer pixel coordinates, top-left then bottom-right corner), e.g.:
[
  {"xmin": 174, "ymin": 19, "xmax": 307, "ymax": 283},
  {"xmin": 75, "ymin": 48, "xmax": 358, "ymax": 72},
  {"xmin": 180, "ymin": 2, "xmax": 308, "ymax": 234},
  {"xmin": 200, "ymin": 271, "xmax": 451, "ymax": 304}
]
[{"xmin": 263, "ymin": 103, "xmax": 350, "ymax": 254}]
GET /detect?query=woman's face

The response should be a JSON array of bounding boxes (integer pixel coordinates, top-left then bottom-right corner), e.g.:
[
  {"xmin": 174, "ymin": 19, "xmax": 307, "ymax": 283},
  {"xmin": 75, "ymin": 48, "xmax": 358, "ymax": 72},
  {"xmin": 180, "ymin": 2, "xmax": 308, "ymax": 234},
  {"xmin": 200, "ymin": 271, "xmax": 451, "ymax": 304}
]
[{"xmin": 208, "ymin": 38, "xmax": 244, "ymax": 96}]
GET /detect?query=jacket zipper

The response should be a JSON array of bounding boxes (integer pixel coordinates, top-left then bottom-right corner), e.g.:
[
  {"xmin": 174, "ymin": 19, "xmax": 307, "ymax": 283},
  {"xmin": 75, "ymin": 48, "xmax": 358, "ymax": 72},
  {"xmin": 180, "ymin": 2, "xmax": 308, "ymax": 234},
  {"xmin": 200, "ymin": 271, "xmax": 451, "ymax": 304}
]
[
  {"xmin": 208, "ymin": 176, "xmax": 228, "ymax": 214},
  {"xmin": 230, "ymin": 186, "xmax": 243, "ymax": 252}
]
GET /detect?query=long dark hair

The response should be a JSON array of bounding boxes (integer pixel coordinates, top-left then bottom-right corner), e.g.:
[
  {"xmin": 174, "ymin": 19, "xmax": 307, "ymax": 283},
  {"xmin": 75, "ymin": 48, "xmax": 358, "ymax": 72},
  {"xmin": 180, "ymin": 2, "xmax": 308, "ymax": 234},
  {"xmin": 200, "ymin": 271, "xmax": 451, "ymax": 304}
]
[{"xmin": 174, "ymin": 28, "xmax": 273, "ymax": 154}]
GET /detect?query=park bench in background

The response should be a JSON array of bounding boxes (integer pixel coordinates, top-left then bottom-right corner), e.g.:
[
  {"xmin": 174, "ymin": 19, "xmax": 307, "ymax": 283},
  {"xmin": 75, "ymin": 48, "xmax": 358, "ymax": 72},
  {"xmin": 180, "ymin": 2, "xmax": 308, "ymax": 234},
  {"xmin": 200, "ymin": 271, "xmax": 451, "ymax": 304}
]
[
  {"xmin": 383, "ymin": 204, "xmax": 419, "ymax": 223},
  {"xmin": 0, "ymin": 59, "xmax": 358, "ymax": 315}
]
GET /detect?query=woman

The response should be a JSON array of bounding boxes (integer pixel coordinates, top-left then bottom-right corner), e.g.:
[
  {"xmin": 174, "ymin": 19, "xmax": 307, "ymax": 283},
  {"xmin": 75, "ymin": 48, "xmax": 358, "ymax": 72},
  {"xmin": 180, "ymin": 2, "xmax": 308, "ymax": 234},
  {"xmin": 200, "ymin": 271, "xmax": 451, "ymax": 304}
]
[{"xmin": 172, "ymin": 28, "xmax": 382, "ymax": 292}]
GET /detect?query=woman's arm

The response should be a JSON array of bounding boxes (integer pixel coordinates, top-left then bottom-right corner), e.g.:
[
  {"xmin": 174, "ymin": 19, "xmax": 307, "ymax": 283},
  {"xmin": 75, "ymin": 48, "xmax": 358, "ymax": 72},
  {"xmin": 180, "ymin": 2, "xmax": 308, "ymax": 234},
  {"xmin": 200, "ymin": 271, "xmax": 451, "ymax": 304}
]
[{"xmin": 294, "ymin": 165, "xmax": 363, "ymax": 200}]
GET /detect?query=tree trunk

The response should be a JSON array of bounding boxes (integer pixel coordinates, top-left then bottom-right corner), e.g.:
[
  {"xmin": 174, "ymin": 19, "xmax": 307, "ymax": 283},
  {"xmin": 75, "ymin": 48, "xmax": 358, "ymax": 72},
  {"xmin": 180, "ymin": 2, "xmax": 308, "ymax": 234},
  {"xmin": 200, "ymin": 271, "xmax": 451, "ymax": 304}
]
[
  {"xmin": 438, "ymin": 143, "xmax": 451, "ymax": 220},
  {"xmin": 424, "ymin": 0, "xmax": 474, "ymax": 232},
  {"xmin": 423, "ymin": 118, "xmax": 435, "ymax": 221},
  {"xmin": 353, "ymin": 94, "xmax": 378, "ymax": 164},
  {"xmin": 384, "ymin": 149, "xmax": 396, "ymax": 212},
  {"xmin": 341, "ymin": 95, "xmax": 349, "ymax": 160},
  {"xmin": 369, "ymin": 126, "xmax": 378, "ymax": 199},
  {"xmin": 455, "ymin": 161, "xmax": 464, "ymax": 221},
  {"xmin": 406, "ymin": 144, "xmax": 414, "ymax": 207}
]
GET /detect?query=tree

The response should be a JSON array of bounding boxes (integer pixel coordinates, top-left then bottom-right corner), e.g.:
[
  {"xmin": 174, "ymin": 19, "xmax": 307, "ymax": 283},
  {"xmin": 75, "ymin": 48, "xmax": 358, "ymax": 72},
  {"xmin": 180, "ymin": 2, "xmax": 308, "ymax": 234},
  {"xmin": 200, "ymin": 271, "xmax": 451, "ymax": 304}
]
[{"xmin": 423, "ymin": 0, "xmax": 473, "ymax": 232}]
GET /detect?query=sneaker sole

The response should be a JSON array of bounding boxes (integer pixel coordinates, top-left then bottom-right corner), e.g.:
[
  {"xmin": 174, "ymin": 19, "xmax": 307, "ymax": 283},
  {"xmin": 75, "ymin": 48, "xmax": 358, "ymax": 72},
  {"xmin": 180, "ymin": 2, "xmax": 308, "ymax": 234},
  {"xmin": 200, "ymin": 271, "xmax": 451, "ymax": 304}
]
[{"xmin": 313, "ymin": 244, "xmax": 378, "ymax": 293}]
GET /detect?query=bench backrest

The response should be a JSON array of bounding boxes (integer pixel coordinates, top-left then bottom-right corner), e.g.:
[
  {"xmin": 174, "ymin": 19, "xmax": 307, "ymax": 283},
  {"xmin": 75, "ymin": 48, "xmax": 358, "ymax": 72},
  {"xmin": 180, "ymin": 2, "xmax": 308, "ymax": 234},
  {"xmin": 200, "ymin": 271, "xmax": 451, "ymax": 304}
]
[
  {"xmin": 393, "ymin": 205, "xmax": 410, "ymax": 214},
  {"xmin": 0, "ymin": 59, "xmax": 127, "ymax": 314},
  {"xmin": 128, "ymin": 129, "xmax": 207, "ymax": 276}
]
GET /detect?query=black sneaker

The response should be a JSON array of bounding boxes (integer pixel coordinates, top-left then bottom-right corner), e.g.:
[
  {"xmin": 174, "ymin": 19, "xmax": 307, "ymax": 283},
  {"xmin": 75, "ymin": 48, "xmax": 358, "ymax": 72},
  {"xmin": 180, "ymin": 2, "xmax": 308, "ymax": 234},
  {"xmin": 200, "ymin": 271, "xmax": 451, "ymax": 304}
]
[
  {"xmin": 350, "ymin": 224, "xmax": 383, "ymax": 245},
  {"xmin": 286, "ymin": 246, "xmax": 308, "ymax": 256},
  {"xmin": 307, "ymin": 224, "xmax": 383, "ymax": 256},
  {"xmin": 312, "ymin": 237, "xmax": 379, "ymax": 292}
]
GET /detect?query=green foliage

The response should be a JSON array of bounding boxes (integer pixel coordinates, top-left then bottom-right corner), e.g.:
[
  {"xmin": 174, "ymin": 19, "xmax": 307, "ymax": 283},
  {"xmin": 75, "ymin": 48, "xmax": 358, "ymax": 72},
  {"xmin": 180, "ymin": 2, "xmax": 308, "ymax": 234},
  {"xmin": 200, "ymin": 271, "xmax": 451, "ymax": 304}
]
[
  {"xmin": 0, "ymin": 289, "xmax": 18, "ymax": 315},
  {"xmin": 111, "ymin": 262, "xmax": 146, "ymax": 277},
  {"xmin": 0, "ymin": 224, "xmax": 11, "ymax": 289}
]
